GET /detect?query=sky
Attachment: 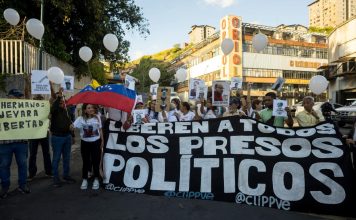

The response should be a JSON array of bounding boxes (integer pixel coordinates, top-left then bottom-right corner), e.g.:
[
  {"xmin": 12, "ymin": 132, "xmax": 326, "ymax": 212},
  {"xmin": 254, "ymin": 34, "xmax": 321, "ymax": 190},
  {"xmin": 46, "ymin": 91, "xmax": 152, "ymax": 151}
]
[{"xmin": 125, "ymin": 0, "xmax": 313, "ymax": 61}]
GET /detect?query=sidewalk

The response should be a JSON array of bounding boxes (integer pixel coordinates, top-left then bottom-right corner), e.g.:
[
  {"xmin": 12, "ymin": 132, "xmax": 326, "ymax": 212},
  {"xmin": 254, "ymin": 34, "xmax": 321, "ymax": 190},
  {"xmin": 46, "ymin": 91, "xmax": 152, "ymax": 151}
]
[{"xmin": 7, "ymin": 133, "xmax": 81, "ymax": 191}]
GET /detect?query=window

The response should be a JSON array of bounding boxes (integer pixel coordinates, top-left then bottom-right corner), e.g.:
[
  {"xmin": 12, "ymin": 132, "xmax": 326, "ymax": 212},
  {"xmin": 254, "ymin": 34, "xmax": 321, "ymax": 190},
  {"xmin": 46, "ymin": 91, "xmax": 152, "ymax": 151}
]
[{"xmin": 242, "ymin": 43, "xmax": 327, "ymax": 58}]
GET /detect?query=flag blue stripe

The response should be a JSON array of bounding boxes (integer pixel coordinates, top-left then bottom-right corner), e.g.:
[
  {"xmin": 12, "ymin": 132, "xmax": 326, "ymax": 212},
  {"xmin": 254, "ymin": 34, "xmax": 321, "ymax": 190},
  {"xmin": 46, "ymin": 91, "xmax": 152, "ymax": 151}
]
[{"xmin": 80, "ymin": 84, "xmax": 136, "ymax": 100}]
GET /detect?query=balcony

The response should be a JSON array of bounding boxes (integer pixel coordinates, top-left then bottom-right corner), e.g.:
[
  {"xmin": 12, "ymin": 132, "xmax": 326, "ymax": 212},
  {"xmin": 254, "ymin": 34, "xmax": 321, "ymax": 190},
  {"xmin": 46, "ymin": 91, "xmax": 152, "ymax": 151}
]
[{"xmin": 321, "ymin": 61, "xmax": 355, "ymax": 80}]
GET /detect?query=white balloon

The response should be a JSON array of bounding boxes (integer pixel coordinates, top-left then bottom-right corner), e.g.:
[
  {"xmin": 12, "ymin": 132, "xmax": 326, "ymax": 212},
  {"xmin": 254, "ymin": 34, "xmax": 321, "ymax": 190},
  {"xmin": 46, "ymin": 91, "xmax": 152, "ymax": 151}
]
[
  {"xmin": 3, "ymin": 8, "xmax": 20, "ymax": 26},
  {"xmin": 26, "ymin": 18, "xmax": 44, "ymax": 40},
  {"xmin": 175, "ymin": 68, "xmax": 187, "ymax": 82},
  {"xmin": 79, "ymin": 46, "xmax": 93, "ymax": 62},
  {"xmin": 309, "ymin": 75, "xmax": 329, "ymax": 95},
  {"xmin": 149, "ymin": 67, "xmax": 160, "ymax": 83},
  {"xmin": 252, "ymin": 33, "xmax": 268, "ymax": 52},
  {"xmin": 47, "ymin": 67, "xmax": 64, "ymax": 84},
  {"xmin": 103, "ymin": 34, "xmax": 119, "ymax": 52},
  {"xmin": 221, "ymin": 38, "xmax": 234, "ymax": 55}
]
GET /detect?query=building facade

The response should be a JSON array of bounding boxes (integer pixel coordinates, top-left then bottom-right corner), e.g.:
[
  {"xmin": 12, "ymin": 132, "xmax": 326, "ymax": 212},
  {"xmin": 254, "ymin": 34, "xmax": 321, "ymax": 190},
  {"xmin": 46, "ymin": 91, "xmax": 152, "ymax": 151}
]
[
  {"xmin": 308, "ymin": 0, "xmax": 356, "ymax": 27},
  {"xmin": 188, "ymin": 25, "xmax": 216, "ymax": 44},
  {"xmin": 171, "ymin": 15, "xmax": 328, "ymax": 105},
  {"xmin": 321, "ymin": 17, "xmax": 356, "ymax": 103}
]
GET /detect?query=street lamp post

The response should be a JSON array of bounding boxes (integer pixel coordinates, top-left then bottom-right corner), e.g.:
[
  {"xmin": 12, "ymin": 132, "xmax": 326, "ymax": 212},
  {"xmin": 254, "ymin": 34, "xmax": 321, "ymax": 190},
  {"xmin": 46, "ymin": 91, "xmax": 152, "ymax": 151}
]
[{"xmin": 39, "ymin": 0, "xmax": 44, "ymax": 70}]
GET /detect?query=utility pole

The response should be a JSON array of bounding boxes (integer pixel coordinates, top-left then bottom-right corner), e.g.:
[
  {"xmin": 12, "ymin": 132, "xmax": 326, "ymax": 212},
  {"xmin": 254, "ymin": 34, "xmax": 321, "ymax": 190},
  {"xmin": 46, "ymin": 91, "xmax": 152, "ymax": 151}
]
[{"xmin": 39, "ymin": 0, "xmax": 44, "ymax": 70}]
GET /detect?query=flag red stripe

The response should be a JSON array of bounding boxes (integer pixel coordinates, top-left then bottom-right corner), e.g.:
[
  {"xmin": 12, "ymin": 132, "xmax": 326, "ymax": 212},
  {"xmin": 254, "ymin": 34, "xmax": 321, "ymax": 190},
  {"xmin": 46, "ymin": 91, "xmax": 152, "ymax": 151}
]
[{"xmin": 67, "ymin": 91, "xmax": 135, "ymax": 113}]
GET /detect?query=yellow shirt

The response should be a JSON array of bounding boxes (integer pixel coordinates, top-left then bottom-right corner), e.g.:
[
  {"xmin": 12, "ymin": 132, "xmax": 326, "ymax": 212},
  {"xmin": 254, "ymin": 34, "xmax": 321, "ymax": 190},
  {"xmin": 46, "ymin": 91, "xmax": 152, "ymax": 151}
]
[{"xmin": 296, "ymin": 109, "xmax": 325, "ymax": 127}]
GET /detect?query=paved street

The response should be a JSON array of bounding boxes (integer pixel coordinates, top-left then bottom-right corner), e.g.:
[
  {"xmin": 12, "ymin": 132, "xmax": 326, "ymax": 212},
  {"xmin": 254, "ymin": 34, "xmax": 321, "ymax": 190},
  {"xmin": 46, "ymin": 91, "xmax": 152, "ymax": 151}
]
[{"xmin": 0, "ymin": 125, "xmax": 354, "ymax": 220}]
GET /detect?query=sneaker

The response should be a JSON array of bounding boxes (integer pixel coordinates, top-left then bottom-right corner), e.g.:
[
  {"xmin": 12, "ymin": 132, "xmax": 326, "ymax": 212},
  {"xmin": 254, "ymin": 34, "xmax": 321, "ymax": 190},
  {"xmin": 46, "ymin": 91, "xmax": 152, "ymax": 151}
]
[
  {"xmin": 27, "ymin": 175, "xmax": 35, "ymax": 182},
  {"xmin": 80, "ymin": 179, "xmax": 88, "ymax": 190},
  {"xmin": 63, "ymin": 176, "xmax": 76, "ymax": 184},
  {"xmin": 18, "ymin": 185, "xmax": 31, "ymax": 194},
  {"xmin": 45, "ymin": 173, "xmax": 53, "ymax": 178},
  {"xmin": 53, "ymin": 178, "xmax": 63, "ymax": 188},
  {"xmin": 0, "ymin": 189, "xmax": 9, "ymax": 199},
  {"xmin": 92, "ymin": 178, "xmax": 100, "ymax": 190}
]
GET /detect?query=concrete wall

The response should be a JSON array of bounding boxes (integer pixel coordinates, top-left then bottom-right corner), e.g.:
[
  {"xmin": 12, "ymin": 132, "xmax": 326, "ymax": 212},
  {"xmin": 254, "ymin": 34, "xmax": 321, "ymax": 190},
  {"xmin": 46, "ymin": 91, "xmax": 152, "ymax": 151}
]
[{"xmin": 328, "ymin": 17, "xmax": 356, "ymax": 62}]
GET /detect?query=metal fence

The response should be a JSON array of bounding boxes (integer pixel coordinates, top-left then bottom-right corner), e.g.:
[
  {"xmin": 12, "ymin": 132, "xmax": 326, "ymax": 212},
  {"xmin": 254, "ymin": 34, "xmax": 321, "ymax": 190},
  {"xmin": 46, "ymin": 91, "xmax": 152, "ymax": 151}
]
[{"xmin": 0, "ymin": 40, "xmax": 73, "ymax": 74}]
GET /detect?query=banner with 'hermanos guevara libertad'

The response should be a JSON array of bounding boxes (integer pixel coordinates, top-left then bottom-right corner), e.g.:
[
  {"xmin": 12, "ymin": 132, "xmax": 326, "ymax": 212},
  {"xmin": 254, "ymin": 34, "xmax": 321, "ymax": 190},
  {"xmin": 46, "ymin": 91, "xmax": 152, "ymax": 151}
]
[
  {"xmin": 103, "ymin": 117, "xmax": 356, "ymax": 217},
  {"xmin": 0, "ymin": 99, "xmax": 50, "ymax": 140}
]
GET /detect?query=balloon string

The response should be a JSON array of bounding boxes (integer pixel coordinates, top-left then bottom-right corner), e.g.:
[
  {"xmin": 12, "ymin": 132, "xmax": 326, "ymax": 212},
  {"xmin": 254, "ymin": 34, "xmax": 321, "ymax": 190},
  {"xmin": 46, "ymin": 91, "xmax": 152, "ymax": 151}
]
[
  {"xmin": 87, "ymin": 62, "xmax": 92, "ymax": 76},
  {"xmin": 61, "ymin": 94, "xmax": 73, "ymax": 122}
]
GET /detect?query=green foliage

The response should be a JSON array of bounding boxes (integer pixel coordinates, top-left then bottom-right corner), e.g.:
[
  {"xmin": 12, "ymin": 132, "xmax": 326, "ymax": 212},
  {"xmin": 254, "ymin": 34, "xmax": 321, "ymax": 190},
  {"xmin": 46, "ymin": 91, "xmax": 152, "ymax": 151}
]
[
  {"xmin": 130, "ymin": 57, "xmax": 174, "ymax": 93},
  {"xmin": 0, "ymin": 0, "xmax": 149, "ymax": 80},
  {"xmin": 309, "ymin": 26, "xmax": 334, "ymax": 35},
  {"xmin": 74, "ymin": 60, "xmax": 107, "ymax": 85},
  {"xmin": 125, "ymin": 44, "xmax": 196, "ymax": 92},
  {"xmin": 127, "ymin": 44, "xmax": 193, "ymax": 67}
]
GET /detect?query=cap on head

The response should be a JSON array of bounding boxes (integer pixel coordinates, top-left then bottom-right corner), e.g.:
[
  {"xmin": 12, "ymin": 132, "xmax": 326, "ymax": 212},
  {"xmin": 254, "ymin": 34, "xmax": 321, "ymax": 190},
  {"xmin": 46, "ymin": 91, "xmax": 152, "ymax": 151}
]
[{"xmin": 7, "ymin": 89, "xmax": 24, "ymax": 98}]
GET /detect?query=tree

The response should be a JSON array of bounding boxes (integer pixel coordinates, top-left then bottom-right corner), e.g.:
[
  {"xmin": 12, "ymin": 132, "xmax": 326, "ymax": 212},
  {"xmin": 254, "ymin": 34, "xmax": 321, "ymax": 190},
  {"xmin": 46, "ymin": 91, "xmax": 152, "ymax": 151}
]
[
  {"xmin": 130, "ymin": 57, "xmax": 174, "ymax": 93},
  {"xmin": 0, "ymin": 0, "xmax": 149, "ymax": 80},
  {"xmin": 309, "ymin": 26, "xmax": 334, "ymax": 35}
]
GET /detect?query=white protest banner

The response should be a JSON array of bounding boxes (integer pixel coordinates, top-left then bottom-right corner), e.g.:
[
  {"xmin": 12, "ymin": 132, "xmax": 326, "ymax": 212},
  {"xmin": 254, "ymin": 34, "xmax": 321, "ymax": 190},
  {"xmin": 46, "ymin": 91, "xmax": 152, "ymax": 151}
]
[
  {"xmin": 189, "ymin": 79, "xmax": 205, "ymax": 100},
  {"xmin": 61, "ymin": 76, "xmax": 74, "ymax": 92},
  {"xmin": 31, "ymin": 70, "xmax": 50, "ymax": 94},
  {"xmin": 125, "ymin": 75, "xmax": 135, "ymax": 91},
  {"xmin": 150, "ymin": 84, "xmax": 159, "ymax": 96},
  {"xmin": 272, "ymin": 77, "xmax": 285, "ymax": 91},
  {"xmin": 132, "ymin": 109, "xmax": 147, "ymax": 124},
  {"xmin": 230, "ymin": 77, "xmax": 242, "ymax": 90},
  {"xmin": 196, "ymin": 85, "xmax": 208, "ymax": 100},
  {"xmin": 272, "ymin": 99, "xmax": 288, "ymax": 117},
  {"xmin": 212, "ymin": 80, "xmax": 230, "ymax": 106}
]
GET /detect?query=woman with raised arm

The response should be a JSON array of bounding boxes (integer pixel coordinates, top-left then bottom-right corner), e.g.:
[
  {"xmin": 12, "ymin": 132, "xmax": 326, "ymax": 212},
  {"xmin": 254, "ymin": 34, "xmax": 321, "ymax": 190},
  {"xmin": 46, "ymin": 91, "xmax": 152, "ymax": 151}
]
[{"xmin": 197, "ymin": 97, "xmax": 217, "ymax": 120}]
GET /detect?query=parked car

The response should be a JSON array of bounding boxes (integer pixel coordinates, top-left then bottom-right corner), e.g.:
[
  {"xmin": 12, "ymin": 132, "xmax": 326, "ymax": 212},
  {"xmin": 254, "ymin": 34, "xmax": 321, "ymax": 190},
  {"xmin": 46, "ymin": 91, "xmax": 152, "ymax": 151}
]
[{"xmin": 334, "ymin": 99, "xmax": 356, "ymax": 127}]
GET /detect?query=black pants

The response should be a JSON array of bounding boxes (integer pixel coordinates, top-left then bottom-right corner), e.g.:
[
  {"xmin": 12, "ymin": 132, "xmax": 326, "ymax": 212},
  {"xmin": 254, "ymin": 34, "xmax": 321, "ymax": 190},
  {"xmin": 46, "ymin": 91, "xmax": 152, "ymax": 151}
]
[
  {"xmin": 29, "ymin": 137, "xmax": 52, "ymax": 176},
  {"xmin": 81, "ymin": 139, "xmax": 101, "ymax": 179}
]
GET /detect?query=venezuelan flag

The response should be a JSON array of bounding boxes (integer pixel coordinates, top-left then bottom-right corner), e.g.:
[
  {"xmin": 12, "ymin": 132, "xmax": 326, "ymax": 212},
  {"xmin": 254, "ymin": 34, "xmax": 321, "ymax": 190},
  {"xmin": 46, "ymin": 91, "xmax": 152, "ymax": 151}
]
[{"xmin": 67, "ymin": 84, "xmax": 136, "ymax": 113}]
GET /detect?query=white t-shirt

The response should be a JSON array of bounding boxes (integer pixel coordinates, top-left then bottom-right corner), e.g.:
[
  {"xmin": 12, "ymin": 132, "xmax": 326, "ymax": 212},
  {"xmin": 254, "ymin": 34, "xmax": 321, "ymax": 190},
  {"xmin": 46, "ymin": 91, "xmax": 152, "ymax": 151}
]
[
  {"xmin": 179, "ymin": 111, "xmax": 195, "ymax": 121},
  {"xmin": 147, "ymin": 110, "xmax": 158, "ymax": 123},
  {"xmin": 158, "ymin": 110, "xmax": 178, "ymax": 122},
  {"xmin": 74, "ymin": 116, "xmax": 102, "ymax": 142},
  {"xmin": 203, "ymin": 109, "xmax": 217, "ymax": 120}
]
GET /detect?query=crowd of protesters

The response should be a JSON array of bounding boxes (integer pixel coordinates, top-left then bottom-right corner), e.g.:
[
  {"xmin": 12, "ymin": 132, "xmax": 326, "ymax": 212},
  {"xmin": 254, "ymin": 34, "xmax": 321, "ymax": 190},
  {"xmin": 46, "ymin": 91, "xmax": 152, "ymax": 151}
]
[{"xmin": 1, "ymin": 82, "xmax": 355, "ymax": 200}]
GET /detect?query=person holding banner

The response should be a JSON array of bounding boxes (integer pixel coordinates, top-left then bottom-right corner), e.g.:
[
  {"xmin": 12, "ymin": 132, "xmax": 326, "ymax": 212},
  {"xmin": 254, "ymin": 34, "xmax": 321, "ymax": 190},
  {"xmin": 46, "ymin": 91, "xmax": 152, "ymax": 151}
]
[
  {"xmin": 223, "ymin": 98, "xmax": 246, "ymax": 117},
  {"xmin": 249, "ymin": 99, "xmax": 262, "ymax": 120},
  {"xmin": 158, "ymin": 103, "xmax": 178, "ymax": 122},
  {"xmin": 146, "ymin": 100, "xmax": 158, "ymax": 123},
  {"xmin": 259, "ymin": 92, "xmax": 293, "ymax": 128},
  {"xmin": 176, "ymin": 102, "xmax": 195, "ymax": 121},
  {"xmin": 198, "ymin": 97, "xmax": 217, "ymax": 120},
  {"xmin": 296, "ymin": 96, "xmax": 325, "ymax": 127},
  {"xmin": 0, "ymin": 89, "xmax": 31, "ymax": 199},
  {"xmin": 27, "ymin": 94, "xmax": 52, "ymax": 181},
  {"xmin": 50, "ymin": 91, "xmax": 76, "ymax": 187},
  {"xmin": 73, "ymin": 104, "xmax": 103, "ymax": 190}
]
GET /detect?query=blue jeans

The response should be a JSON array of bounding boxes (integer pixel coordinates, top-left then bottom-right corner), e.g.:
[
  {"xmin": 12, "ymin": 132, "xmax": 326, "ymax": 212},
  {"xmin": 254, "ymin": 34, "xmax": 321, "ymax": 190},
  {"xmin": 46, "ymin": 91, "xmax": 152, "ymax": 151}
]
[
  {"xmin": 0, "ymin": 142, "xmax": 28, "ymax": 190},
  {"xmin": 51, "ymin": 135, "xmax": 72, "ymax": 180}
]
